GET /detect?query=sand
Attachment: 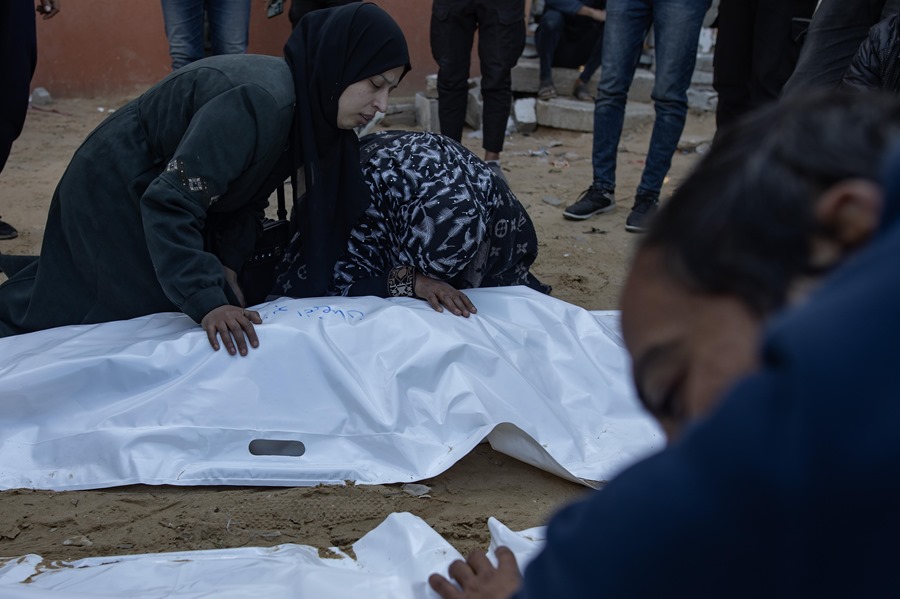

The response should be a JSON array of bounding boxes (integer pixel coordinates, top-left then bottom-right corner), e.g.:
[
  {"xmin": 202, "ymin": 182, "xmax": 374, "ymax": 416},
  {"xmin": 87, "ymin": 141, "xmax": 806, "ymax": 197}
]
[{"xmin": 0, "ymin": 94, "xmax": 714, "ymax": 561}]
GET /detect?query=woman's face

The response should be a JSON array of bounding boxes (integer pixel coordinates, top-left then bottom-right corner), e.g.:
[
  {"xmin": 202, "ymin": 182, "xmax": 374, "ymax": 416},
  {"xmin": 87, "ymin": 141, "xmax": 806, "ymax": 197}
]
[
  {"xmin": 336, "ymin": 66, "xmax": 406, "ymax": 130},
  {"xmin": 620, "ymin": 248, "xmax": 762, "ymax": 440}
]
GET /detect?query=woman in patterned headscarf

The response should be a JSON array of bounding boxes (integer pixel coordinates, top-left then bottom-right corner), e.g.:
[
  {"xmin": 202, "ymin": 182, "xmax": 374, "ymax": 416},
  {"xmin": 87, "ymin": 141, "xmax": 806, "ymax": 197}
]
[
  {"xmin": 322, "ymin": 130, "xmax": 550, "ymax": 316},
  {"xmin": 0, "ymin": 3, "xmax": 410, "ymax": 356}
]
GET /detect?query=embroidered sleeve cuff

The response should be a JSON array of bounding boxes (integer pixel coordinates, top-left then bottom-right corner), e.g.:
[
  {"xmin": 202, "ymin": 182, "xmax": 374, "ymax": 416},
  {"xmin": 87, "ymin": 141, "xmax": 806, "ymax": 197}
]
[{"xmin": 387, "ymin": 265, "xmax": 417, "ymax": 298}]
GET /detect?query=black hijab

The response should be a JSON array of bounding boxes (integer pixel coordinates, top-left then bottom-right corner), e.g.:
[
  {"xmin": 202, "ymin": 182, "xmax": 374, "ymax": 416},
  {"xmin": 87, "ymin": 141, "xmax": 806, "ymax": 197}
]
[{"xmin": 274, "ymin": 2, "xmax": 410, "ymax": 297}]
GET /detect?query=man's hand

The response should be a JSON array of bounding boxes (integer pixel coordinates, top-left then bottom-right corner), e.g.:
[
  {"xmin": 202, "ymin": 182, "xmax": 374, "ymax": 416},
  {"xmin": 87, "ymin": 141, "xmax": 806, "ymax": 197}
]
[
  {"xmin": 576, "ymin": 5, "xmax": 605, "ymax": 21},
  {"xmin": 428, "ymin": 547, "xmax": 522, "ymax": 599},
  {"xmin": 36, "ymin": 0, "xmax": 60, "ymax": 19},
  {"xmin": 200, "ymin": 305, "xmax": 262, "ymax": 356},
  {"xmin": 414, "ymin": 273, "xmax": 477, "ymax": 317}
]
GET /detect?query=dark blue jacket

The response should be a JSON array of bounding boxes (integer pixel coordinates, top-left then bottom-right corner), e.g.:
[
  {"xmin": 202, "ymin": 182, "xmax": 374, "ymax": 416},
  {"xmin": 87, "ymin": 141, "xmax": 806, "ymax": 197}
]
[{"xmin": 516, "ymin": 221, "xmax": 900, "ymax": 597}]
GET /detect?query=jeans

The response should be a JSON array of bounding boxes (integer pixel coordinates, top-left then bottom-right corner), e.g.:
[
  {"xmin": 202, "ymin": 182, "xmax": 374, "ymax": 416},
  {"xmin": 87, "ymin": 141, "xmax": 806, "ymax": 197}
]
[
  {"xmin": 591, "ymin": 0, "xmax": 708, "ymax": 197},
  {"xmin": 430, "ymin": 0, "xmax": 526, "ymax": 154},
  {"xmin": 782, "ymin": 0, "xmax": 900, "ymax": 95},
  {"xmin": 161, "ymin": 0, "xmax": 251, "ymax": 70},
  {"xmin": 536, "ymin": 8, "xmax": 605, "ymax": 83}
]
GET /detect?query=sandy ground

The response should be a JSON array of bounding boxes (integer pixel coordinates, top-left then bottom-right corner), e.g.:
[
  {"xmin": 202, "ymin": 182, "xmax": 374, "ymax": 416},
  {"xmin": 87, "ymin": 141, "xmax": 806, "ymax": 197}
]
[{"xmin": 0, "ymin": 94, "xmax": 715, "ymax": 562}]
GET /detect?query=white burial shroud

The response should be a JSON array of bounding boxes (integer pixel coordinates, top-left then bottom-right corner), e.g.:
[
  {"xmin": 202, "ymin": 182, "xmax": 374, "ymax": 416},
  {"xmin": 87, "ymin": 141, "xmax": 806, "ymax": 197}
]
[
  {"xmin": 0, "ymin": 513, "xmax": 546, "ymax": 598},
  {"xmin": 0, "ymin": 287, "xmax": 663, "ymax": 491}
]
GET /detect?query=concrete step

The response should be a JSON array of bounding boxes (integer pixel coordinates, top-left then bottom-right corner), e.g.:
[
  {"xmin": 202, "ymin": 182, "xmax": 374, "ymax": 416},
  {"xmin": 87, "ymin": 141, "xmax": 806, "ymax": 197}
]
[{"xmin": 534, "ymin": 98, "xmax": 654, "ymax": 133}]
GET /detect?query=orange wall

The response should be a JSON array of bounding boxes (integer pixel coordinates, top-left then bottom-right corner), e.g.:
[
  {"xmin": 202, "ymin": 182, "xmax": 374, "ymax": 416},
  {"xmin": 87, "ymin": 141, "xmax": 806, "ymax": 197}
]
[{"xmin": 32, "ymin": 1, "xmax": 438, "ymax": 99}]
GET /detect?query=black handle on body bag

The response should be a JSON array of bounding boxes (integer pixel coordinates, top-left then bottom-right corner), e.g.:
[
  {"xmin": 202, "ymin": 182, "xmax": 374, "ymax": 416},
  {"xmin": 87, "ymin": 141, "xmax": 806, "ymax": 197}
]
[{"xmin": 239, "ymin": 175, "xmax": 294, "ymax": 307}]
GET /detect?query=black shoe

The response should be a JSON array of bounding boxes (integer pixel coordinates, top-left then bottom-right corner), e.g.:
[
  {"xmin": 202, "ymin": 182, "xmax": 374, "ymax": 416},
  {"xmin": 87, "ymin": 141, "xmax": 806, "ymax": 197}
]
[
  {"xmin": 572, "ymin": 79, "xmax": 594, "ymax": 102},
  {"xmin": 0, "ymin": 218, "xmax": 18, "ymax": 240},
  {"xmin": 624, "ymin": 193, "xmax": 659, "ymax": 233},
  {"xmin": 563, "ymin": 186, "xmax": 615, "ymax": 220}
]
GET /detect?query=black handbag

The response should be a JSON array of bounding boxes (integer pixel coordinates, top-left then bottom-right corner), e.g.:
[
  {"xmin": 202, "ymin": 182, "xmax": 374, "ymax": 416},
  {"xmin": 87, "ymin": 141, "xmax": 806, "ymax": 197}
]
[{"xmin": 239, "ymin": 181, "xmax": 292, "ymax": 307}]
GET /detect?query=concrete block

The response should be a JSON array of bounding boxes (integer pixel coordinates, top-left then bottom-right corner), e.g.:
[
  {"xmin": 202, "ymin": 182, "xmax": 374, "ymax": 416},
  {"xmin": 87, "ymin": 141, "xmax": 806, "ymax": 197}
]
[
  {"xmin": 536, "ymin": 97, "xmax": 593, "ymax": 132},
  {"xmin": 425, "ymin": 74, "xmax": 438, "ymax": 99},
  {"xmin": 691, "ymin": 69, "xmax": 713, "ymax": 89},
  {"xmin": 513, "ymin": 97, "xmax": 537, "ymax": 133},
  {"xmin": 512, "ymin": 57, "xmax": 656, "ymax": 104},
  {"xmin": 381, "ymin": 101, "xmax": 417, "ymax": 127},
  {"xmin": 629, "ymin": 70, "xmax": 654, "ymax": 104},
  {"xmin": 511, "ymin": 57, "xmax": 601, "ymax": 98},
  {"xmin": 535, "ymin": 98, "xmax": 654, "ymax": 133},
  {"xmin": 466, "ymin": 83, "xmax": 483, "ymax": 130},
  {"xmin": 687, "ymin": 88, "xmax": 718, "ymax": 112},
  {"xmin": 697, "ymin": 26, "xmax": 716, "ymax": 54},
  {"xmin": 621, "ymin": 101, "xmax": 657, "ymax": 131},
  {"xmin": 694, "ymin": 52, "xmax": 714, "ymax": 74},
  {"xmin": 415, "ymin": 92, "xmax": 440, "ymax": 133}
]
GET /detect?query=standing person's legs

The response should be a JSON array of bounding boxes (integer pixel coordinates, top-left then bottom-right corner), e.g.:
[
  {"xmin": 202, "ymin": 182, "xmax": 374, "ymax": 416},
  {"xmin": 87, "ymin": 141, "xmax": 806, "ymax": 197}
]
[
  {"xmin": 431, "ymin": 0, "xmax": 477, "ymax": 143},
  {"xmin": 712, "ymin": 0, "xmax": 757, "ymax": 132},
  {"xmin": 536, "ymin": 8, "xmax": 566, "ymax": 96},
  {"xmin": 563, "ymin": 0, "xmax": 647, "ymax": 220},
  {"xmin": 475, "ymin": 0, "xmax": 526, "ymax": 158},
  {"xmin": 782, "ymin": 0, "xmax": 887, "ymax": 95},
  {"xmin": 207, "ymin": 0, "xmax": 251, "ymax": 57},
  {"xmin": 592, "ymin": 0, "xmax": 651, "ymax": 192},
  {"xmin": 637, "ymin": 0, "xmax": 708, "ymax": 200},
  {"xmin": 160, "ymin": 0, "xmax": 207, "ymax": 70},
  {"xmin": 0, "ymin": 0, "xmax": 38, "ymax": 241}
]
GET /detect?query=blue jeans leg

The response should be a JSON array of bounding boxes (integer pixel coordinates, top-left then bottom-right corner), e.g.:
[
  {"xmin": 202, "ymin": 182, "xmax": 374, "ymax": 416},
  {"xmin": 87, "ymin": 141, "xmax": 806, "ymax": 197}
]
[
  {"xmin": 208, "ymin": 0, "xmax": 251, "ymax": 57},
  {"xmin": 536, "ymin": 9, "xmax": 566, "ymax": 83},
  {"xmin": 638, "ymin": 0, "xmax": 708, "ymax": 197},
  {"xmin": 591, "ymin": 0, "xmax": 652, "ymax": 191},
  {"xmin": 161, "ymin": 0, "xmax": 206, "ymax": 70}
]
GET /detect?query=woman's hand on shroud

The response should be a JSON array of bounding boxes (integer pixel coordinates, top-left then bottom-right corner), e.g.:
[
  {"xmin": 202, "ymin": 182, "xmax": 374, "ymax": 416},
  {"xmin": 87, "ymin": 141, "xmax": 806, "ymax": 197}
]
[
  {"xmin": 201, "ymin": 305, "xmax": 262, "ymax": 356},
  {"xmin": 414, "ymin": 274, "xmax": 477, "ymax": 317}
]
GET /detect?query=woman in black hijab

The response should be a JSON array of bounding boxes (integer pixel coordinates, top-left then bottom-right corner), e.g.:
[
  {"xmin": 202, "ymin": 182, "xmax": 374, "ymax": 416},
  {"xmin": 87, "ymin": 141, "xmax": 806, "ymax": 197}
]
[
  {"xmin": 0, "ymin": 3, "xmax": 410, "ymax": 356},
  {"xmin": 274, "ymin": 2, "xmax": 411, "ymax": 300}
]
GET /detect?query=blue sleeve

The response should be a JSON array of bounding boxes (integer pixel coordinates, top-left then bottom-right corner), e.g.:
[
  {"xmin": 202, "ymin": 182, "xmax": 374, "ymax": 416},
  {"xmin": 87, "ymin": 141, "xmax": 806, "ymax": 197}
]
[{"xmin": 514, "ymin": 373, "xmax": 788, "ymax": 597}]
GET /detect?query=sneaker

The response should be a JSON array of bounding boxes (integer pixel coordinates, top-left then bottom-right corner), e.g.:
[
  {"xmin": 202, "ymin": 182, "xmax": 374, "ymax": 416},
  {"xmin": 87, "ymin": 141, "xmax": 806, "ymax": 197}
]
[
  {"xmin": 563, "ymin": 186, "xmax": 615, "ymax": 220},
  {"xmin": 538, "ymin": 80, "xmax": 558, "ymax": 100},
  {"xmin": 572, "ymin": 80, "xmax": 594, "ymax": 102},
  {"xmin": 624, "ymin": 193, "xmax": 659, "ymax": 233},
  {"xmin": 0, "ymin": 218, "xmax": 18, "ymax": 240},
  {"xmin": 486, "ymin": 160, "xmax": 509, "ymax": 185}
]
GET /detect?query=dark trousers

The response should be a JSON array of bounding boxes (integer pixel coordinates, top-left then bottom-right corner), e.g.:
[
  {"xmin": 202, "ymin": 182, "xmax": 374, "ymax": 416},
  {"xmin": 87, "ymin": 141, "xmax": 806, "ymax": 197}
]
[
  {"xmin": 0, "ymin": 0, "xmax": 38, "ymax": 172},
  {"xmin": 783, "ymin": 0, "xmax": 900, "ymax": 95},
  {"xmin": 430, "ymin": 0, "xmax": 525, "ymax": 154},
  {"xmin": 536, "ymin": 8, "xmax": 605, "ymax": 84},
  {"xmin": 713, "ymin": 0, "xmax": 816, "ymax": 134},
  {"xmin": 288, "ymin": 0, "xmax": 359, "ymax": 28}
]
